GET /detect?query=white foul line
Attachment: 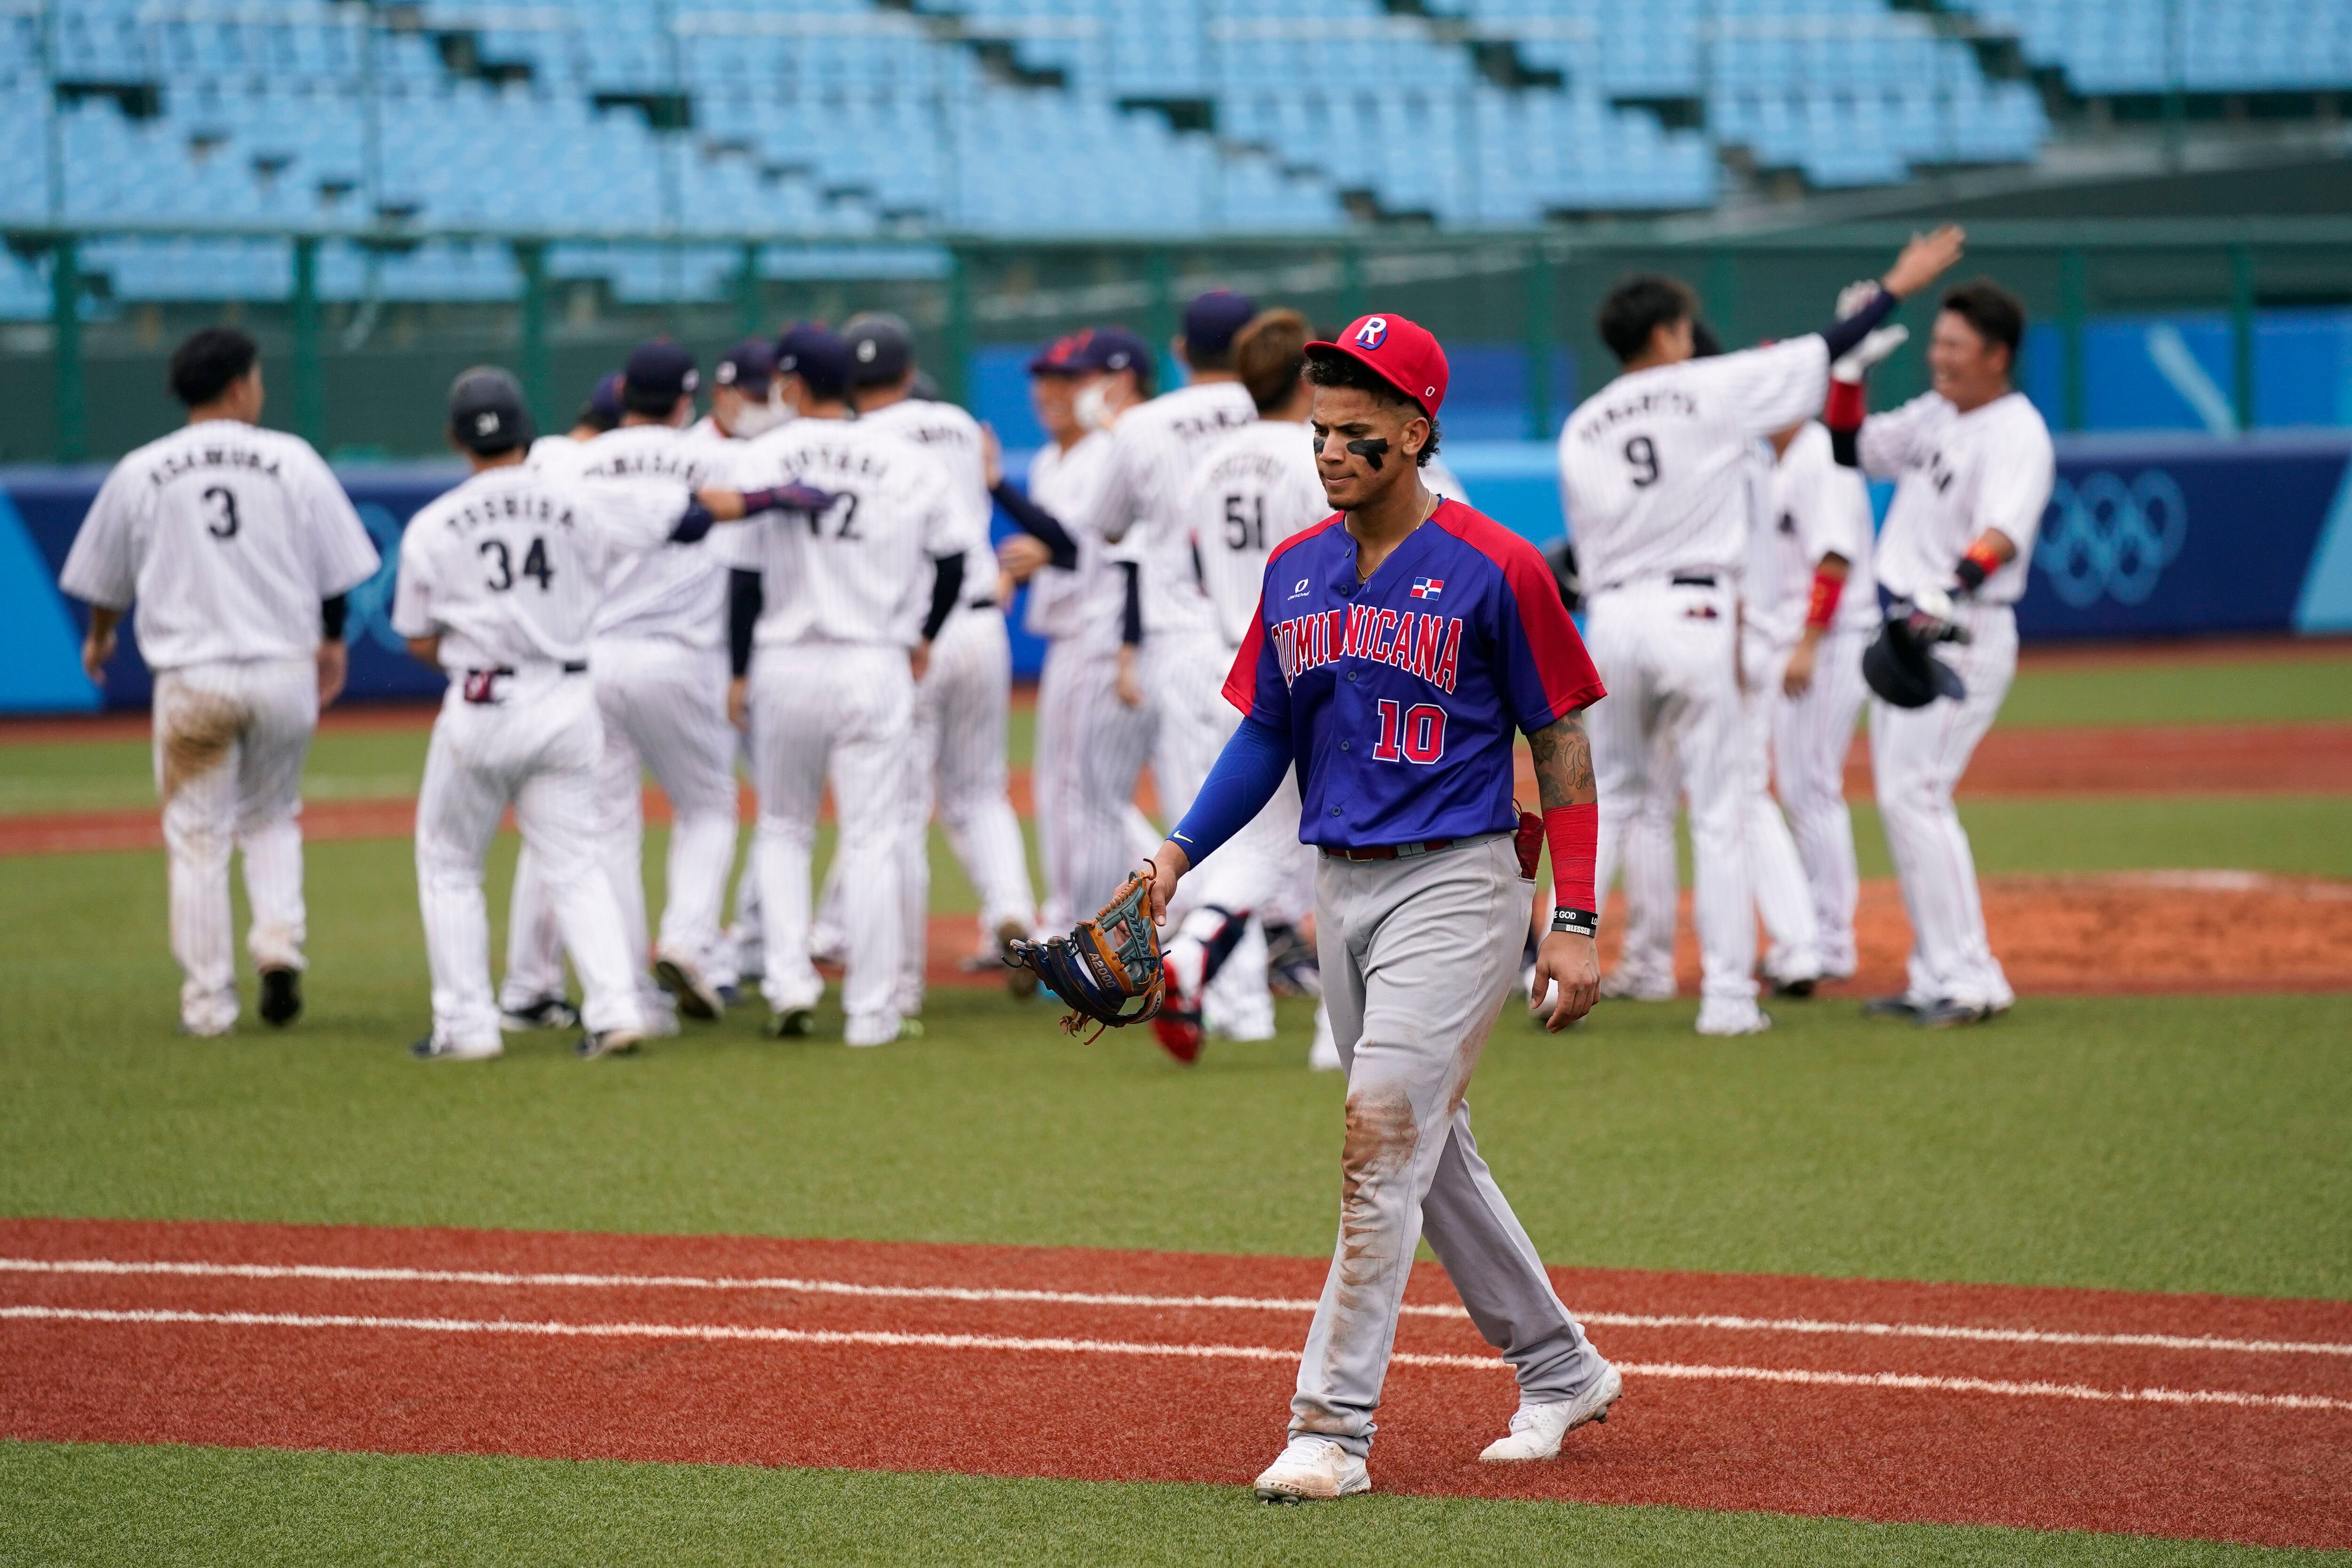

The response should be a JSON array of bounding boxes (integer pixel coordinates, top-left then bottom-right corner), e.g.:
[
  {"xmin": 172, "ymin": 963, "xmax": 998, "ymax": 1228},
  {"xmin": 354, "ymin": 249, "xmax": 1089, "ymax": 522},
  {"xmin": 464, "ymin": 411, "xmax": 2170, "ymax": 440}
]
[
  {"xmin": 6, "ymin": 1304, "xmax": 2349, "ymax": 1414},
  {"xmin": 5, "ymin": 1256, "xmax": 2350, "ymax": 1360}
]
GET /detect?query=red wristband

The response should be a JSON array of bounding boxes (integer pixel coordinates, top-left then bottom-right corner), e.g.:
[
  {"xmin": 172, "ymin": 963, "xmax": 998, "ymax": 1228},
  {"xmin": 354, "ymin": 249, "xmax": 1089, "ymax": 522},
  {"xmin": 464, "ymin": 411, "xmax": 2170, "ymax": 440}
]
[
  {"xmin": 1543, "ymin": 802, "xmax": 1597, "ymax": 914},
  {"xmin": 1824, "ymin": 377, "xmax": 1866, "ymax": 432},
  {"xmin": 1804, "ymin": 569, "xmax": 1844, "ymax": 630}
]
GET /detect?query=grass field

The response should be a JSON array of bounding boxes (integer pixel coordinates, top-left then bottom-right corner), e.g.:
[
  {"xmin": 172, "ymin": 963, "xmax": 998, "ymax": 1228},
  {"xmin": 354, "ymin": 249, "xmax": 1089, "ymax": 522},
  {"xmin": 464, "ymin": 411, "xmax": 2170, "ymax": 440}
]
[{"xmin": 3, "ymin": 642, "xmax": 2348, "ymax": 1564}]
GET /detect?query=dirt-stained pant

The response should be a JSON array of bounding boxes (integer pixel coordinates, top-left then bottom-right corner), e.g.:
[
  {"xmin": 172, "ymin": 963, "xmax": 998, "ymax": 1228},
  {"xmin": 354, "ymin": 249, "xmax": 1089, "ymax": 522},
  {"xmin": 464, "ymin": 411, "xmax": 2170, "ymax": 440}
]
[
  {"xmin": 152, "ymin": 658, "xmax": 318, "ymax": 1035},
  {"xmin": 1295, "ymin": 833, "xmax": 1612, "ymax": 1457}
]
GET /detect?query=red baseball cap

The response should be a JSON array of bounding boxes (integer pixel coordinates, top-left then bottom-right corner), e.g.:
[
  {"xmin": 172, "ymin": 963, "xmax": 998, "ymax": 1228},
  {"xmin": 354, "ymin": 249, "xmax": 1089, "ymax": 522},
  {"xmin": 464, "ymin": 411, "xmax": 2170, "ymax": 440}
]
[{"xmin": 1305, "ymin": 312, "xmax": 1448, "ymax": 418}]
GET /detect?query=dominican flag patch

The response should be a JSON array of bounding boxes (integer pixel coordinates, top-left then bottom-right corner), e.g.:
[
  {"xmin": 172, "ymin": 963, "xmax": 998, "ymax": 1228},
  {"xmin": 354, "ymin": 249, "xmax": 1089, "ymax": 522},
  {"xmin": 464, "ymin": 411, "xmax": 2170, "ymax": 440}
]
[{"xmin": 1410, "ymin": 577, "xmax": 1445, "ymax": 599}]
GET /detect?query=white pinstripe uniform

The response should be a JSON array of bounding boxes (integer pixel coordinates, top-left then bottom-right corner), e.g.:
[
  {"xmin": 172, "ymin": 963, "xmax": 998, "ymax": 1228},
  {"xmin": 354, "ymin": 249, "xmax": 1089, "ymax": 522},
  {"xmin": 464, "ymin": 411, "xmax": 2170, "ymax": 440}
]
[
  {"xmin": 1560, "ymin": 336, "xmax": 1832, "ymax": 1033},
  {"xmin": 501, "ymin": 422, "xmax": 747, "ymax": 1023},
  {"xmin": 1083, "ymin": 379, "xmax": 1257, "ymax": 841},
  {"xmin": 61, "ymin": 420, "xmax": 379, "ymax": 1037},
  {"xmin": 814, "ymin": 396, "xmax": 1036, "ymax": 1013},
  {"xmin": 1860, "ymin": 389, "xmax": 2053, "ymax": 1011},
  {"xmin": 1765, "ymin": 420, "xmax": 1881, "ymax": 979},
  {"xmin": 1731, "ymin": 426, "xmax": 1849, "ymax": 990},
  {"xmin": 732, "ymin": 416, "xmax": 962, "ymax": 1045},
  {"xmin": 391, "ymin": 461, "xmax": 699, "ymax": 1053},
  {"xmin": 1024, "ymin": 429, "xmax": 1161, "ymax": 929},
  {"xmin": 1169, "ymin": 416, "xmax": 1329, "ymax": 1039}
]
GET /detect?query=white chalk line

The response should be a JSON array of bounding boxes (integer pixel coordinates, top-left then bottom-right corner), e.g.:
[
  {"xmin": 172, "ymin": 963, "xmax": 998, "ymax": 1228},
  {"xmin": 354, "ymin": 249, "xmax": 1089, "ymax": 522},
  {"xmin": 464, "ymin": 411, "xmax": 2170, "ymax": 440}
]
[
  {"xmin": 4, "ymin": 1256, "xmax": 2349, "ymax": 1360},
  {"xmin": 6, "ymin": 1304, "xmax": 2349, "ymax": 1414}
]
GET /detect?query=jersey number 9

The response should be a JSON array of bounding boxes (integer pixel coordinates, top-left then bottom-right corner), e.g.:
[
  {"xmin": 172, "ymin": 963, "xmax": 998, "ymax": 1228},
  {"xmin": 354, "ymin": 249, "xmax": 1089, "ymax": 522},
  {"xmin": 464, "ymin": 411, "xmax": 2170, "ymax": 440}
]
[
  {"xmin": 1624, "ymin": 436, "xmax": 1661, "ymax": 489},
  {"xmin": 1372, "ymin": 698, "xmax": 1447, "ymax": 765},
  {"xmin": 481, "ymin": 536, "xmax": 555, "ymax": 592}
]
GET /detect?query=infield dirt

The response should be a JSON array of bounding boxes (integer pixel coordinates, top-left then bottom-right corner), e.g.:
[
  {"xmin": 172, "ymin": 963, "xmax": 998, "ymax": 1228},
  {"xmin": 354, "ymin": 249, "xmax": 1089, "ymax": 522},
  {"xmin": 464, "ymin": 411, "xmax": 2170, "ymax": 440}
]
[{"xmin": 3, "ymin": 1219, "xmax": 2346, "ymax": 1551}]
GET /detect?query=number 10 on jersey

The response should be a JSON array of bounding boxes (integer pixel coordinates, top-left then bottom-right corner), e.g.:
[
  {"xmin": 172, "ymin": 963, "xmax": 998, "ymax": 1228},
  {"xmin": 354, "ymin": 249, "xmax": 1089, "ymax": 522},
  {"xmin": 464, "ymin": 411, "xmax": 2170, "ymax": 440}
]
[{"xmin": 1373, "ymin": 698, "xmax": 1447, "ymax": 764}]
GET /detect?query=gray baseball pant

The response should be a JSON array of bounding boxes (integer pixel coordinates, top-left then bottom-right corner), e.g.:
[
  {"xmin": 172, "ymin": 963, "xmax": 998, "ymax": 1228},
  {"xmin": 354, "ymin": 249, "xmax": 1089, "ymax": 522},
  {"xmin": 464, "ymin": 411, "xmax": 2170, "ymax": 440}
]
[{"xmin": 1293, "ymin": 832, "xmax": 1612, "ymax": 1457}]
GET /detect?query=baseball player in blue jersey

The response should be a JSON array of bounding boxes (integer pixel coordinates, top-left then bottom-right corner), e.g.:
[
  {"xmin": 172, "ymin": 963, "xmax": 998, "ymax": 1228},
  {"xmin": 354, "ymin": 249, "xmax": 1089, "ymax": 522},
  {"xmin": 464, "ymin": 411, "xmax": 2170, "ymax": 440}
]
[{"xmin": 1144, "ymin": 313, "xmax": 1620, "ymax": 1502}]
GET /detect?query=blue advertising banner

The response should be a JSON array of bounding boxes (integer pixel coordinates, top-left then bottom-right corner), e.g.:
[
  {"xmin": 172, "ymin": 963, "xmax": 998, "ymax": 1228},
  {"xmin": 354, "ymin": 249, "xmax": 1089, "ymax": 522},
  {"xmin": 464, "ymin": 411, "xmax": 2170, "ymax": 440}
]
[
  {"xmin": 2017, "ymin": 431, "xmax": 2352, "ymax": 639},
  {"xmin": 6, "ymin": 429, "xmax": 2350, "ymax": 713}
]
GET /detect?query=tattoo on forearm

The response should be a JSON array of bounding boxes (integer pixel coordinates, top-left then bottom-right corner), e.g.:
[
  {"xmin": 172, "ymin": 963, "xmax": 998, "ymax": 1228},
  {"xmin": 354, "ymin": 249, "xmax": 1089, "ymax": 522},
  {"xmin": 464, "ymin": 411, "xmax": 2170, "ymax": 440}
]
[{"xmin": 1529, "ymin": 712, "xmax": 1596, "ymax": 809}]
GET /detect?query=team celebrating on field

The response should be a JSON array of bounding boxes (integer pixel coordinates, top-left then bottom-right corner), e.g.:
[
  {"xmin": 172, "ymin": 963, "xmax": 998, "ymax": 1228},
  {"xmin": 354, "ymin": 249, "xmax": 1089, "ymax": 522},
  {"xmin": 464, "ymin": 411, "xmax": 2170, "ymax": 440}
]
[{"xmin": 62, "ymin": 222, "xmax": 2060, "ymax": 1495}]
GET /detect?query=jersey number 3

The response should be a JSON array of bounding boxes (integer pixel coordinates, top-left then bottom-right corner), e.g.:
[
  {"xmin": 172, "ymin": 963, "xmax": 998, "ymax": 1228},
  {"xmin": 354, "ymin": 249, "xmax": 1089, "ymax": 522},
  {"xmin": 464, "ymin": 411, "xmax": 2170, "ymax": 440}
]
[
  {"xmin": 1372, "ymin": 698, "xmax": 1447, "ymax": 765},
  {"xmin": 481, "ymin": 537, "xmax": 555, "ymax": 592},
  {"xmin": 201, "ymin": 485, "xmax": 239, "ymax": 539}
]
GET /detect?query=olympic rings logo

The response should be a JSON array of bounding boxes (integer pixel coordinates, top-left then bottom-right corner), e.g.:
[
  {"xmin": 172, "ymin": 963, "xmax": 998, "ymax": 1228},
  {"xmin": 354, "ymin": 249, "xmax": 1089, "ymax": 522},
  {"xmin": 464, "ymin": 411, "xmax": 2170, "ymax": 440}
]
[{"xmin": 2035, "ymin": 470, "xmax": 2187, "ymax": 609}]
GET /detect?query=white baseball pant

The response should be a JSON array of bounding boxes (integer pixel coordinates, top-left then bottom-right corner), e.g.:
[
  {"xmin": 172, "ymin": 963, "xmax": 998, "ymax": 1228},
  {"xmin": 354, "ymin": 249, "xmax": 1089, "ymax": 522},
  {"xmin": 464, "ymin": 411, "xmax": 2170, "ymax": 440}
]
[
  {"xmin": 751, "ymin": 643, "xmax": 914, "ymax": 1044},
  {"xmin": 503, "ymin": 639, "xmax": 740, "ymax": 1012},
  {"xmin": 1041, "ymin": 641, "xmax": 1159, "ymax": 923},
  {"xmin": 416, "ymin": 671, "xmax": 644, "ymax": 1051},
  {"xmin": 1584, "ymin": 579, "xmax": 1758, "ymax": 1028},
  {"xmin": 1738, "ymin": 624, "xmax": 1824, "ymax": 987},
  {"xmin": 1772, "ymin": 623, "xmax": 1870, "ymax": 976},
  {"xmin": 887, "ymin": 608, "xmax": 1037, "ymax": 1008},
  {"xmin": 1172, "ymin": 697, "xmax": 1296, "ymax": 1034},
  {"xmin": 150, "ymin": 658, "xmax": 317, "ymax": 1035},
  {"xmin": 714, "ymin": 726, "xmax": 761, "ymax": 992},
  {"xmin": 1871, "ymin": 602, "xmax": 2018, "ymax": 1011},
  {"xmin": 1604, "ymin": 723, "xmax": 1681, "ymax": 999}
]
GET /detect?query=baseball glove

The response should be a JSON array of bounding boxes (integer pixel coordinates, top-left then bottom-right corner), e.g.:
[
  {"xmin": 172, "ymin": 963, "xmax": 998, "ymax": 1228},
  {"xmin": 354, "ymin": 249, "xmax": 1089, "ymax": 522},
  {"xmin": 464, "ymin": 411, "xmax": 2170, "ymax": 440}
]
[
  {"xmin": 1863, "ymin": 591, "xmax": 1972, "ymax": 709},
  {"xmin": 1006, "ymin": 868, "xmax": 1166, "ymax": 1039}
]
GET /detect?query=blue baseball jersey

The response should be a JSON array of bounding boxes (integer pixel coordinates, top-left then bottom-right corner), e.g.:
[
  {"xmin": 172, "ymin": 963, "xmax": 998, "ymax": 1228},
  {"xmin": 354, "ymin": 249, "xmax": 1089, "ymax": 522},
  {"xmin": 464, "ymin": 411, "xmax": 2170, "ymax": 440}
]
[{"xmin": 1224, "ymin": 498, "xmax": 1605, "ymax": 850}]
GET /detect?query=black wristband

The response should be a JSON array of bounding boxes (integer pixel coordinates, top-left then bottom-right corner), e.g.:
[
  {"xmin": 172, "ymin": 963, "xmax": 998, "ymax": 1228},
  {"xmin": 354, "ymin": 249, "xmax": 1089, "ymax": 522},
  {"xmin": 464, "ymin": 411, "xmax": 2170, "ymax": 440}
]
[
  {"xmin": 1551, "ymin": 907, "xmax": 1599, "ymax": 939},
  {"xmin": 1953, "ymin": 556, "xmax": 1989, "ymax": 594},
  {"xmin": 320, "ymin": 594, "xmax": 348, "ymax": 641}
]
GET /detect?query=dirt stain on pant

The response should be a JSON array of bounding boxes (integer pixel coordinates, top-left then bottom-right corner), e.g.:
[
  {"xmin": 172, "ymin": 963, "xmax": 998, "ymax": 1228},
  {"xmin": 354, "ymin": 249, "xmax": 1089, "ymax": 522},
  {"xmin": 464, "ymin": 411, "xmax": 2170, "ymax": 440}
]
[
  {"xmin": 1345, "ymin": 1086, "xmax": 1411, "ymax": 1298},
  {"xmin": 160, "ymin": 692, "xmax": 246, "ymax": 802}
]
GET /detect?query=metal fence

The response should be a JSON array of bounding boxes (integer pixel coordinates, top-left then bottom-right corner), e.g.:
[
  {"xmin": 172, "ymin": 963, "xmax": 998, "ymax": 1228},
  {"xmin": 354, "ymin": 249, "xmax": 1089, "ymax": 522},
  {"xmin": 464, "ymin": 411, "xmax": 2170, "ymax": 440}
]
[{"xmin": 6, "ymin": 216, "xmax": 2349, "ymax": 462}]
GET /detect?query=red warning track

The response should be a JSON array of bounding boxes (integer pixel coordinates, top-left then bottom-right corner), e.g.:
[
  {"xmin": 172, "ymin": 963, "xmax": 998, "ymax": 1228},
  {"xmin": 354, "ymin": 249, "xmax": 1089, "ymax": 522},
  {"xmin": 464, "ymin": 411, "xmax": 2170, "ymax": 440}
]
[{"xmin": 2, "ymin": 1219, "xmax": 2347, "ymax": 1549}]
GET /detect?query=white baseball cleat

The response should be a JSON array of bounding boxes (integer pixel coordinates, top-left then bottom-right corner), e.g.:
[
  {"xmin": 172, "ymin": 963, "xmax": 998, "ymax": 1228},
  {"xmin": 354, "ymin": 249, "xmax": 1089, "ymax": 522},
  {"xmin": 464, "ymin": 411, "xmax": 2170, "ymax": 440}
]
[
  {"xmin": 1252, "ymin": 1436, "xmax": 1371, "ymax": 1503},
  {"xmin": 1599, "ymin": 970, "xmax": 1677, "ymax": 1003},
  {"xmin": 1480, "ymin": 1364, "xmax": 1624, "ymax": 1463},
  {"xmin": 411, "ymin": 1035, "xmax": 501, "ymax": 1061},
  {"xmin": 1694, "ymin": 1002, "xmax": 1773, "ymax": 1037}
]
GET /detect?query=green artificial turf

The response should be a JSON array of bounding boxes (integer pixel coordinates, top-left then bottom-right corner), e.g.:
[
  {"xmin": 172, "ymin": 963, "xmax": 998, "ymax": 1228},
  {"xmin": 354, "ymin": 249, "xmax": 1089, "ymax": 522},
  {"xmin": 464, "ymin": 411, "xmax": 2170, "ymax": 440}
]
[
  {"xmin": 3, "ymin": 833, "xmax": 2347, "ymax": 1301},
  {"xmin": 4, "ymin": 1442, "xmax": 2333, "ymax": 1568},
  {"xmin": 1999, "ymin": 650, "xmax": 2352, "ymax": 729}
]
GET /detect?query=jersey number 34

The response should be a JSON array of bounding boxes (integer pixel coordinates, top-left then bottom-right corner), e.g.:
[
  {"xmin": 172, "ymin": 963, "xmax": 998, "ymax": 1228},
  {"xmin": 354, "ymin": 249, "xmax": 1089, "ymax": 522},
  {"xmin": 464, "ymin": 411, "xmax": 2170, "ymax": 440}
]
[{"xmin": 481, "ymin": 536, "xmax": 555, "ymax": 592}]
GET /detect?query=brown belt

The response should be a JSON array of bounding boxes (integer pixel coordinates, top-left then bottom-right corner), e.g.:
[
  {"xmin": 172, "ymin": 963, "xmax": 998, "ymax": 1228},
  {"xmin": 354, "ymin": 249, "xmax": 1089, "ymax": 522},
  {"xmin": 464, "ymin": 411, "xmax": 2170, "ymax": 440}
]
[{"xmin": 1321, "ymin": 838, "xmax": 1454, "ymax": 863}]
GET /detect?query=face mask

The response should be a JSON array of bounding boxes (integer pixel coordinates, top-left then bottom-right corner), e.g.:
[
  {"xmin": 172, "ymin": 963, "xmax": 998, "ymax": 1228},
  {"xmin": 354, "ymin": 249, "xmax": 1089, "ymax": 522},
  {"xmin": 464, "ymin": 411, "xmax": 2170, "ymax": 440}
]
[
  {"xmin": 1073, "ymin": 381, "xmax": 1113, "ymax": 432},
  {"xmin": 729, "ymin": 393, "xmax": 790, "ymax": 439}
]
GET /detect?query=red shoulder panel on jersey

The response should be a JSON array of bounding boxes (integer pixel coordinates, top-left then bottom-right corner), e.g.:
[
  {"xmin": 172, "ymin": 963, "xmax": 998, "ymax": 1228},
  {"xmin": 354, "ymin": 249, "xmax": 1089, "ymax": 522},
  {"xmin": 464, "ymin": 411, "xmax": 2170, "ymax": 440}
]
[{"xmin": 1430, "ymin": 499, "xmax": 1606, "ymax": 724}]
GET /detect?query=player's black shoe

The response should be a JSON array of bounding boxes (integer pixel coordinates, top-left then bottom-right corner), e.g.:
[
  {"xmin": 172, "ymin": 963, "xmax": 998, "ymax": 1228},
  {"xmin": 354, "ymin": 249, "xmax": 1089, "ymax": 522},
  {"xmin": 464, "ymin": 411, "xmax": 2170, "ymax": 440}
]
[
  {"xmin": 1861, "ymin": 994, "xmax": 1923, "ymax": 1020},
  {"xmin": 257, "ymin": 966, "xmax": 302, "ymax": 1027},
  {"xmin": 764, "ymin": 1007, "xmax": 815, "ymax": 1039},
  {"xmin": 499, "ymin": 995, "xmax": 581, "ymax": 1032},
  {"xmin": 1915, "ymin": 998, "xmax": 1993, "ymax": 1029}
]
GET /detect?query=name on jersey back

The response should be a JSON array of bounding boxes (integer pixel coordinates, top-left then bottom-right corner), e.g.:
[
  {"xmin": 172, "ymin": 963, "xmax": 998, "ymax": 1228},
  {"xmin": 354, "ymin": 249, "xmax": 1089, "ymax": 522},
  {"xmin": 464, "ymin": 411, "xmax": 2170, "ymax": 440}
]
[
  {"xmin": 1574, "ymin": 387, "xmax": 1700, "ymax": 443},
  {"xmin": 149, "ymin": 443, "xmax": 283, "ymax": 486}
]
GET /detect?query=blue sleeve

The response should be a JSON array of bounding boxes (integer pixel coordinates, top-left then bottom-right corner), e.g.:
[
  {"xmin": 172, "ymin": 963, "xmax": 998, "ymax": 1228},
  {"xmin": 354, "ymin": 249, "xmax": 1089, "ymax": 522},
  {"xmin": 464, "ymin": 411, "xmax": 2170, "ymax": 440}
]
[{"xmin": 1167, "ymin": 715, "xmax": 1293, "ymax": 866}]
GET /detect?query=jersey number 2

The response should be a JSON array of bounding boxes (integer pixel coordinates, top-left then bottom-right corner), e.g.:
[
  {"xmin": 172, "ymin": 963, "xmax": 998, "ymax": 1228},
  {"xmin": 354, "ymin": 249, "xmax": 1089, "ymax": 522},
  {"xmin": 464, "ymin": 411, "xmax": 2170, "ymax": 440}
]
[
  {"xmin": 1372, "ymin": 699, "xmax": 1446, "ymax": 765},
  {"xmin": 481, "ymin": 537, "xmax": 555, "ymax": 592}
]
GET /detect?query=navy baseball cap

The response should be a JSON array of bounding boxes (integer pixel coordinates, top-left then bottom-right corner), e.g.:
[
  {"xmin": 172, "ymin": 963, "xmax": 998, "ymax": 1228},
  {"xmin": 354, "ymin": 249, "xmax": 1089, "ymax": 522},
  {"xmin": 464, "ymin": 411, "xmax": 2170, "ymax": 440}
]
[
  {"xmin": 843, "ymin": 313, "xmax": 915, "ymax": 388},
  {"xmin": 715, "ymin": 338, "xmax": 777, "ymax": 396},
  {"xmin": 622, "ymin": 339, "xmax": 698, "ymax": 414},
  {"xmin": 1028, "ymin": 331, "xmax": 1090, "ymax": 376},
  {"xmin": 449, "ymin": 365, "xmax": 534, "ymax": 455},
  {"xmin": 1077, "ymin": 326, "xmax": 1154, "ymax": 387},
  {"xmin": 1182, "ymin": 290, "xmax": 1257, "ymax": 358},
  {"xmin": 776, "ymin": 322, "xmax": 851, "ymax": 402},
  {"xmin": 575, "ymin": 370, "xmax": 623, "ymax": 433}
]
